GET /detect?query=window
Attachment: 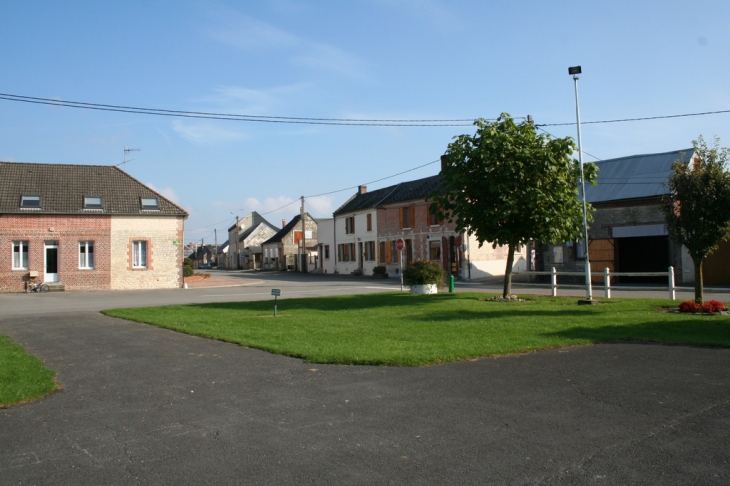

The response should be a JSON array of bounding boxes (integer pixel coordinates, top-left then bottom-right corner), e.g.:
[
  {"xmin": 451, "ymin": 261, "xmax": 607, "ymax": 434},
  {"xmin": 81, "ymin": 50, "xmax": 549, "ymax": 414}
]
[
  {"xmin": 429, "ymin": 204, "xmax": 444, "ymax": 226},
  {"xmin": 79, "ymin": 241, "xmax": 94, "ymax": 269},
  {"xmin": 140, "ymin": 197, "xmax": 159, "ymax": 209},
  {"xmin": 400, "ymin": 207, "xmax": 415, "ymax": 229},
  {"xmin": 379, "ymin": 241, "xmax": 386, "ymax": 263},
  {"xmin": 324, "ymin": 245, "xmax": 330, "ymax": 259},
  {"xmin": 345, "ymin": 216, "xmax": 355, "ymax": 234},
  {"xmin": 364, "ymin": 241, "xmax": 375, "ymax": 261},
  {"xmin": 337, "ymin": 244, "xmax": 343, "ymax": 262},
  {"xmin": 366, "ymin": 213, "xmax": 372, "ymax": 232},
  {"xmin": 12, "ymin": 241, "xmax": 28, "ymax": 270},
  {"xmin": 20, "ymin": 195, "xmax": 41, "ymax": 208},
  {"xmin": 343, "ymin": 243, "xmax": 350, "ymax": 261},
  {"xmin": 429, "ymin": 240, "xmax": 441, "ymax": 261},
  {"xmin": 133, "ymin": 241, "xmax": 147, "ymax": 268},
  {"xmin": 84, "ymin": 196, "xmax": 103, "ymax": 209}
]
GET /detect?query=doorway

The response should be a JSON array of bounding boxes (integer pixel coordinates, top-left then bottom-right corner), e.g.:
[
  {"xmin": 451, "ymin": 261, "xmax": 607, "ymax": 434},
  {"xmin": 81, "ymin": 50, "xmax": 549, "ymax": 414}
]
[{"xmin": 44, "ymin": 241, "xmax": 59, "ymax": 283}]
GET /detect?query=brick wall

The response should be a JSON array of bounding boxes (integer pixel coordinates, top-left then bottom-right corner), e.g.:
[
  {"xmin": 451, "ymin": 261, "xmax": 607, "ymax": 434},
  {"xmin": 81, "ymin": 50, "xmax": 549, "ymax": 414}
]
[
  {"xmin": 110, "ymin": 216, "xmax": 183, "ymax": 290},
  {"xmin": 0, "ymin": 214, "xmax": 112, "ymax": 292}
]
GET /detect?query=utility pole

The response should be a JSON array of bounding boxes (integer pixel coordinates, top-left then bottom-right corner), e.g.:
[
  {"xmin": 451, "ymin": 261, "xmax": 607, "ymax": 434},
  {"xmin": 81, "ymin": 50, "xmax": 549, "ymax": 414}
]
[
  {"xmin": 214, "ymin": 229, "xmax": 218, "ymax": 268},
  {"xmin": 300, "ymin": 196, "xmax": 306, "ymax": 273}
]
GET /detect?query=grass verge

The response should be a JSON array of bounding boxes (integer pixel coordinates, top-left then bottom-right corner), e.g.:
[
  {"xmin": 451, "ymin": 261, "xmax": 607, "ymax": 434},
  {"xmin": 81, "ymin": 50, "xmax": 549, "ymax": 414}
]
[
  {"xmin": 102, "ymin": 292, "xmax": 730, "ymax": 366},
  {"xmin": 0, "ymin": 334, "xmax": 58, "ymax": 408}
]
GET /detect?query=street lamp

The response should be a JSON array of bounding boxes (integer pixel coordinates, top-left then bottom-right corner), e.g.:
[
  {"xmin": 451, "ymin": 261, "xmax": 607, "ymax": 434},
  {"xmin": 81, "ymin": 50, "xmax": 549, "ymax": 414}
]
[{"xmin": 569, "ymin": 66, "xmax": 594, "ymax": 302}]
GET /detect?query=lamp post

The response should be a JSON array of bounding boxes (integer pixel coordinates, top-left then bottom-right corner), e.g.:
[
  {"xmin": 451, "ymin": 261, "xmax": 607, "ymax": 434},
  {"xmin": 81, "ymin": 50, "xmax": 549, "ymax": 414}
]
[{"xmin": 569, "ymin": 66, "xmax": 593, "ymax": 302}]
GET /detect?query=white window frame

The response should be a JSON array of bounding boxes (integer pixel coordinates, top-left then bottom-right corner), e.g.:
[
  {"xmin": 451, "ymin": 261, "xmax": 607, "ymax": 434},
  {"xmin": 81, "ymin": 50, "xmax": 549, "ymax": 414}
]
[
  {"xmin": 79, "ymin": 241, "xmax": 94, "ymax": 269},
  {"xmin": 12, "ymin": 241, "xmax": 29, "ymax": 270},
  {"xmin": 133, "ymin": 241, "xmax": 147, "ymax": 268}
]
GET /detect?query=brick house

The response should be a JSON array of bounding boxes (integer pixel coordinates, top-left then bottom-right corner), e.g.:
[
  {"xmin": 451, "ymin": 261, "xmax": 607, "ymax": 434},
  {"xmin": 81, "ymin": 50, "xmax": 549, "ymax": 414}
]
[
  {"xmin": 540, "ymin": 148, "xmax": 730, "ymax": 285},
  {"xmin": 261, "ymin": 213, "xmax": 318, "ymax": 271},
  {"xmin": 334, "ymin": 172, "xmax": 526, "ymax": 279},
  {"xmin": 0, "ymin": 162, "xmax": 187, "ymax": 292}
]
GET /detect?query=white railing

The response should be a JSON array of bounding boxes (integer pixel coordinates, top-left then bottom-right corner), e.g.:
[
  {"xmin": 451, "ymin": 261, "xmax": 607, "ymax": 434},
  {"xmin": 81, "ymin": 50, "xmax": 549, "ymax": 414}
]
[{"xmin": 513, "ymin": 266, "xmax": 676, "ymax": 300}]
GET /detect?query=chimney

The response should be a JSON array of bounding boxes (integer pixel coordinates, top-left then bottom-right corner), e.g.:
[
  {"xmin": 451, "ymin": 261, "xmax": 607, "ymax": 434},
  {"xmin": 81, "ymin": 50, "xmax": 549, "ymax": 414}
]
[
  {"xmin": 282, "ymin": 219, "xmax": 286, "ymax": 228},
  {"xmin": 358, "ymin": 185, "xmax": 367, "ymax": 194},
  {"xmin": 440, "ymin": 155, "xmax": 449, "ymax": 172}
]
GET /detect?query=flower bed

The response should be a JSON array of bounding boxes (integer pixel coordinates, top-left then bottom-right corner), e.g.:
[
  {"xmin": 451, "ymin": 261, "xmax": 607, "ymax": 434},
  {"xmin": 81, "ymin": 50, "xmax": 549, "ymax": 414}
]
[{"xmin": 677, "ymin": 300, "xmax": 726, "ymax": 314}]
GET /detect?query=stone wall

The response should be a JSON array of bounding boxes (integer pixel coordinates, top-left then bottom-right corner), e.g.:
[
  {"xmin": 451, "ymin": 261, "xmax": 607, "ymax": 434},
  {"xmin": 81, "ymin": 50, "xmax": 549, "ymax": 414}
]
[{"xmin": 110, "ymin": 216, "xmax": 183, "ymax": 290}]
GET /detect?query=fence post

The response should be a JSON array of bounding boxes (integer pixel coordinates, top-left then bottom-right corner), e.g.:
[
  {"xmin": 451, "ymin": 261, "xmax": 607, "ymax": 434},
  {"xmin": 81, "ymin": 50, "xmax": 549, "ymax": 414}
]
[
  {"xmin": 668, "ymin": 266, "xmax": 676, "ymax": 301},
  {"xmin": 551, "ymin": 267, "xmax": 557, "ymax": 297},
  {"xmin": 604, "ymin": 267, "xmax": 611, "ymax": 299}
]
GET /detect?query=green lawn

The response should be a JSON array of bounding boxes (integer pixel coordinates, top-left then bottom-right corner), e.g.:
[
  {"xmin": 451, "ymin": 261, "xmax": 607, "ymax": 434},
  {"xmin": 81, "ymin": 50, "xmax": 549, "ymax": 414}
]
[
  {"xmin": 0, "ymin": 334, "xmax": 58, "ymax": 407},
  {"xmin": 102, "ymin": 293, "xmax": 730, "ymax": 366}
]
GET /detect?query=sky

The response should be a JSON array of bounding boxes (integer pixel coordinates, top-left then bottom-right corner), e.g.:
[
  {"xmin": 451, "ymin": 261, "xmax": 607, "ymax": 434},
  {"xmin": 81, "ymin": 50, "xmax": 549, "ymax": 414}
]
[{"xmin": 2, "ymin": 1, "xmax": 729, "ymax": 245}]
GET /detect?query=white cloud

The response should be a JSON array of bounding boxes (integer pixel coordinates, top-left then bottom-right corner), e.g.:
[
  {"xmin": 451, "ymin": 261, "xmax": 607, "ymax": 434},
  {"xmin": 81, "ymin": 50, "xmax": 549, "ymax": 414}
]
[
  {"xmin": 207, "ymin": 13, "xmax": 369, "ymax": 79},
  {"xmin": 171, "ymin": 120, "xmax": 249, "ymax": 144},
  {"xmin": 145, "ymin": 183, "xmax": 181, "ymax": 204}
]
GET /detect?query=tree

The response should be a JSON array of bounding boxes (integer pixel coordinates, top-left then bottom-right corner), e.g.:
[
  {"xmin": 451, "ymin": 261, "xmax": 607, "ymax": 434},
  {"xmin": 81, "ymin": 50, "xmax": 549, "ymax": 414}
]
[
  {"xmin": 662, "ymin": 136, "xmax": 730, "ymax": 303},
  {"xmin": 429, "ymin": 114, "xmax": 597, "ymax": 298}
]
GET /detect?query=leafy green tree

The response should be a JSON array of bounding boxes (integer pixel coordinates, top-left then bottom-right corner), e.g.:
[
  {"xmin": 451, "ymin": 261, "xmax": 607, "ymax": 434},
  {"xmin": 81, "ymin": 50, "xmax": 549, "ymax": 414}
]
[
  {"xmin": 662, "ymin": 136, "xmax": 730, "ymax": 303},
  {"xmin": 429, "ymin": 114, "xmax": 597, "ymax": 297}
]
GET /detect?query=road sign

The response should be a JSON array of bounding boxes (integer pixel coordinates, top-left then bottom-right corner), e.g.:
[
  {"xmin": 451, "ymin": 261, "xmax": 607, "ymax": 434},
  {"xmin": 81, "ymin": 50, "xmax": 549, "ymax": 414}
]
[
  {"xmin": 271, "ymin": 289, "xmax": 281, "ymax": 296},
  {"xmin": 396, "ymin": 238, "xmax": 405, "ymax": 251}
]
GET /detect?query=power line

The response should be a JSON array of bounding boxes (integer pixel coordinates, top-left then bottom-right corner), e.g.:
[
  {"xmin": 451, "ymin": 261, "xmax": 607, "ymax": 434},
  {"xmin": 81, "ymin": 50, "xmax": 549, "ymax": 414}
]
[
  {"xmin": 0, "ymin": 93, "xmax": 475, "ymax": 127},
  {"xmin": 537, "ymin": 109, "xmax": 730, "ymax": 127},
  {"xmin": 536, "ymin": 126, "xmax": 602, "ymax": 161}
]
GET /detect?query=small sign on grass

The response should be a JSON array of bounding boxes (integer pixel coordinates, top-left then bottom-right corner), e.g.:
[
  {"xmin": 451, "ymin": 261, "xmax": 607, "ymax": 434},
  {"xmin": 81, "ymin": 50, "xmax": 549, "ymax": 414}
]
[{"xmin": 271, "ymin": 289, "xmax": 281, "ymax": 316}]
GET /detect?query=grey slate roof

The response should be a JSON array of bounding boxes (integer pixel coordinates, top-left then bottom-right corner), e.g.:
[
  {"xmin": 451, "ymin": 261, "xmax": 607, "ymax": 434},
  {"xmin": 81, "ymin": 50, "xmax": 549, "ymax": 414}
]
[
  {"xmin": 586, "ymin": 149, "xmax": 694, "ymax": 204},
  {"xmin": 263, "ymin": 213, "xmax": 314, "ymax": 244},
  {"xmin": 334, "ymin": 175, "xmax": 442, "ymax": 215},
  {"xmin": 238, "ymin": 220, "xmax": 278, "ymax": 242},
  {"xmin": 0, "ymin": 162, "xmax": 187, "ymax": 216}
]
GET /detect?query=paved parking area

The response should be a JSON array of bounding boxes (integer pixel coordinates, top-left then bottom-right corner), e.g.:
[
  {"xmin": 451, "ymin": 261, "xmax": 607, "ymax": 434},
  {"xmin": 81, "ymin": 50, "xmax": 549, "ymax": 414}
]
[{"xmin": 1, "ymin": 303, "xmax": 729, "ymax": 484}]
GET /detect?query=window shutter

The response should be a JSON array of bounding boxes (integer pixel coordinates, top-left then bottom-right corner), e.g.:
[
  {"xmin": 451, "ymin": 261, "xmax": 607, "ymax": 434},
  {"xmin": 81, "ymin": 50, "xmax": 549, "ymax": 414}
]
[
  {"xmin": 399, "ymin": 208, "xmax": 404, "ymax": 228},
  {"xmin": 367, "ymin": 213, "xmax": 372, "ymax": 232}
]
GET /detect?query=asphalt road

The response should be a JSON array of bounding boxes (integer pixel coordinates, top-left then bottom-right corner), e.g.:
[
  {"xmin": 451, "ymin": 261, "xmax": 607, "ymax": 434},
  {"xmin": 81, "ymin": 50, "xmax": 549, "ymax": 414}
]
[{"xmin": 1, "ymin": 271, "xmax": 729, "ymax": 484}]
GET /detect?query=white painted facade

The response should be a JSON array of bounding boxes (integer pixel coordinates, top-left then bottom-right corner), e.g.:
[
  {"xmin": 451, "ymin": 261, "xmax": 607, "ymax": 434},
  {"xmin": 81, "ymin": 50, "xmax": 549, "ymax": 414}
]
[
  {"xmin": 334, "ymin": 210, "xmax": 379, "ymax": 275},
  {"xmin": 315, "ymin": 218, "xmax": 335, "ymax": 274}
]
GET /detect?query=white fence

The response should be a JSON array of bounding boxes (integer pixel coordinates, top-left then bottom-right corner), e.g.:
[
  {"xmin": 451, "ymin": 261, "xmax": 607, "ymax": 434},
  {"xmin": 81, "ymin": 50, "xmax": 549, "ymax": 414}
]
[{"xmin": 513, "ymin": 267, "xmax": 676, "ymax": 300}]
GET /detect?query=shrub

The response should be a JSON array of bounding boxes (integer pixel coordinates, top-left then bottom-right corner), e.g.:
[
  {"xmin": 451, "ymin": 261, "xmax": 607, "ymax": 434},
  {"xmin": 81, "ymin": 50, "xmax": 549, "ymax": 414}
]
[
  {"xmin": 403, "ymin": 260, "xmax": 446, "ymax": 286},
  {"xmin": 183, "ymin": 257, "xmax": 194, "ymax": 268},
  {"xmin": 373, "ymin": 266, "xmax": 387, "ymax": 275},
  {"xmin": 183, "ymin": 265, "xmax": 194, "ymax": 277},
  {"xmin": 678, "ymin": 301, "xmax": 700, "ymax": 313},
  {"xmin": 702, "ymin": 300, "xmax": 725, "ymax": 313}
]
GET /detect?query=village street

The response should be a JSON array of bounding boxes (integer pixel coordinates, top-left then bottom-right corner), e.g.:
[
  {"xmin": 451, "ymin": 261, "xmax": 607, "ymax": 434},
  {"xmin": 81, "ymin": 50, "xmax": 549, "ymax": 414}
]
[{"xmin": 1, "ymin": 272, "xmax": 729, "ymax": 484}]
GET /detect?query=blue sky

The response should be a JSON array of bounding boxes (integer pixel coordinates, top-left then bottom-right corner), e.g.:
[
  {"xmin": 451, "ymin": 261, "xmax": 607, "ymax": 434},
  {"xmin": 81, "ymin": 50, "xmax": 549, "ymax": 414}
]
[{"xmin": 2, "ymin": 1, "xmax": 729, "ymax": 244}]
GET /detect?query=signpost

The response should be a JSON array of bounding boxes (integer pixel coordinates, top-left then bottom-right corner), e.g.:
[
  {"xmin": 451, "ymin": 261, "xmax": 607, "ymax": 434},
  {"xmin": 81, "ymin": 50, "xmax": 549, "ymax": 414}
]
[
  {"xmin": 271, "ymin": 289, "xmax": 281, "ymax": 316},
  {"xmin": 396, "ymin": 238, "xmax": 405, "ymax": 291}
]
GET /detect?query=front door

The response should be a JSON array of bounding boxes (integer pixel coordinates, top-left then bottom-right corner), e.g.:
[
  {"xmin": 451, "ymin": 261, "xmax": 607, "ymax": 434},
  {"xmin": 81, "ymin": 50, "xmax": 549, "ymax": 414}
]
[{"xmin": 44, "ymin": 241, "xmax": 59, "ymax": 283}]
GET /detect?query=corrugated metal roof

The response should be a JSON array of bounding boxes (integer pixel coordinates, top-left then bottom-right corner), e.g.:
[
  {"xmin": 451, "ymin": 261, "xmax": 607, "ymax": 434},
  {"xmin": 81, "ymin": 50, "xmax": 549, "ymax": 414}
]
[{"xmin": 586, "ymin": 148, "xmax": 694, "ymax": 203}]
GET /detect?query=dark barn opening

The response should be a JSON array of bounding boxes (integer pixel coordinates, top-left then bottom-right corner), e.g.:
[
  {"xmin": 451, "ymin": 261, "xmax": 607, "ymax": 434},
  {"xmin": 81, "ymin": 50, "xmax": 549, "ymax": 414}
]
[{"xmin": 615, "ymin": 235, "xmax": 670, "ymax": 283}]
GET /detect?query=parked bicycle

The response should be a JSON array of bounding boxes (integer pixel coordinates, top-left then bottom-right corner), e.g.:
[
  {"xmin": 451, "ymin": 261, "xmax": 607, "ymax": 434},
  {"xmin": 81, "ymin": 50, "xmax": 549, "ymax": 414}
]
[{"xmin": 27, "ymin": 281, "xmax": 49, "ymax": 293}]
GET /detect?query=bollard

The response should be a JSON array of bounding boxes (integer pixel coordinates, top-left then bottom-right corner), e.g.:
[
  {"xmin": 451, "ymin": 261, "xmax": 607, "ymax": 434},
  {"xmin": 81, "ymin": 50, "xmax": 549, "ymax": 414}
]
[{"xmin": 448, "ymin": 274, "xmax": 455, "ymax": 293}]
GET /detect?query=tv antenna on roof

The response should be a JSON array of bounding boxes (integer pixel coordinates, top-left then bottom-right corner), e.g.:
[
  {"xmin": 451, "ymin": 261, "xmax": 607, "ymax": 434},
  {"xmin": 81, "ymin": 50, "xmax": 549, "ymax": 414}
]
[{"xmin": 117, "ymin": 147, "xmax": 141, "ymax": 167}]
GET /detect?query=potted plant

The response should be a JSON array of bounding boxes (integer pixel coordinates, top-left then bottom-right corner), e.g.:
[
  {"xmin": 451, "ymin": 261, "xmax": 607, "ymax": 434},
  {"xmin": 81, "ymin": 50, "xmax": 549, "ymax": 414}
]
[
  {"xmin": 372, "ymin": 266, "xmax": 388, "ymax": 278},
  {"xmin": 402, "ymin": 260, "xmax": 446, "ymax": 294}
]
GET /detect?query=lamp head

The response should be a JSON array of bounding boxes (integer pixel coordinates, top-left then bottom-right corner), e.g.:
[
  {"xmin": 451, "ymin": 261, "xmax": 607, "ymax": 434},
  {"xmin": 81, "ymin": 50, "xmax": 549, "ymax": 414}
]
[{"xmin": 568, "ymin": 66, "xmax": 582, "ymax": 75}]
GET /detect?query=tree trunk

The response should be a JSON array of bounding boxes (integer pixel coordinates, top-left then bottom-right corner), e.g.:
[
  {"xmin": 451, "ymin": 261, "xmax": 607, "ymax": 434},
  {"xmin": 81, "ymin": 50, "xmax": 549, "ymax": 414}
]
[
  {"xmin": 694, "ymin": 256, "xmax": 704, "ymax": 303},
  {"xmin": 503, "ymin": 243, "xmax": 516, "ymax": 298}
]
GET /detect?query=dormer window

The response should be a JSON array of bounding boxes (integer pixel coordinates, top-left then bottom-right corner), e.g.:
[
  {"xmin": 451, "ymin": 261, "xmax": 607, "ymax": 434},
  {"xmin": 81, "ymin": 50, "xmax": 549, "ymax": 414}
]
[
  {"xmin": 84, "ymin": 196, "xmax": 103, "ymax": 209},
  {"xmin": 140, "ymin": 197, "xmax": 159, "ymax": 209},
  {"xmin": 20, "ymin": 195, "xmax": 41, "ymax": 208}
]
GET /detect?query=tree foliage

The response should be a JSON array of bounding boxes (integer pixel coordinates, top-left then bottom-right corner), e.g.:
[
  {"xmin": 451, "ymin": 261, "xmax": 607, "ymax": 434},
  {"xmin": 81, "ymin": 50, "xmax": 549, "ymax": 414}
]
[
  {"xmin": 429, "ymin": 114, "xmax": 597, "ymax": 297},
  {"xmin": 662, "ymin": 136, "xmax": 730, "ymax": 303}
]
